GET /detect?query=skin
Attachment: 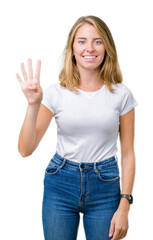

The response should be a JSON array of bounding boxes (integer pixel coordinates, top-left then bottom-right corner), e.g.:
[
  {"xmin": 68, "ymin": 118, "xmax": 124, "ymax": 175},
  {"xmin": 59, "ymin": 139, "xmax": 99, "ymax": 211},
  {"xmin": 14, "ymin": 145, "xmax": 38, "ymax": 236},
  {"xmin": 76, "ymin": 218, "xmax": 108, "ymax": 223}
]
[
  {"xmin": 16, "ymin": 59, "xmax": 54, "ymax": 156},
  {"xmin": 73, "ymin": 23, "xmax": 105, "ymax": 91},
  {"xmin": 17, "ymin": 23, "xmax": 136, "ymax": 240}
]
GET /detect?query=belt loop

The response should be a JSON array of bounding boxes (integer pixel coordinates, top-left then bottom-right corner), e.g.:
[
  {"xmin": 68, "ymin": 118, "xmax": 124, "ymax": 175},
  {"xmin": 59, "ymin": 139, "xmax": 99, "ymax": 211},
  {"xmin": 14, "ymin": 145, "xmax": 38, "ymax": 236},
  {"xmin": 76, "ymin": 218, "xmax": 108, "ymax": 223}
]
[
  {"xmin": 59, "ymin": 158, "xmax": 66, "ymax": 169},
  {"xmin": 94, "ymin": 162, "xmax": 98, "ymax": 174}
]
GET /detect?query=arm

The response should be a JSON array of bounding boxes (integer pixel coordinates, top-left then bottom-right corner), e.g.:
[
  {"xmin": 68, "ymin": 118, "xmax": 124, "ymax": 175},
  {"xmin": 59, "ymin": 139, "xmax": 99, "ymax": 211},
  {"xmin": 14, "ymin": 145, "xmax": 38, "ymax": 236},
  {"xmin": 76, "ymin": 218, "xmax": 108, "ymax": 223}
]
[
  {"xmin": 18, "ymin": 104, "xmax": 53, "ymax": 157},
  {"xmin": 17, "ymin": 58, "xmax": 54, "ymax": 157},
  {"xmin": 109, "ymin": 108, "xmax": 136, "ymax": 240},
  {"xmin": 118, "ymin": 108, "xmax": 136, "ymax": 212}
]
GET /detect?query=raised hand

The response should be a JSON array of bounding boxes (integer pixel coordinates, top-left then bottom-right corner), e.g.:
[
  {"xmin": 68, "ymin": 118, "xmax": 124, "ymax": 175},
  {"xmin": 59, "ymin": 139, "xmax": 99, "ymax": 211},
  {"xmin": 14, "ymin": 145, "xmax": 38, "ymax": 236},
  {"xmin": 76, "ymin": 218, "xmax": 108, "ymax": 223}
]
[{"xmin": 16, "ymin": 58, "xmax": 43, "ymax": 105}]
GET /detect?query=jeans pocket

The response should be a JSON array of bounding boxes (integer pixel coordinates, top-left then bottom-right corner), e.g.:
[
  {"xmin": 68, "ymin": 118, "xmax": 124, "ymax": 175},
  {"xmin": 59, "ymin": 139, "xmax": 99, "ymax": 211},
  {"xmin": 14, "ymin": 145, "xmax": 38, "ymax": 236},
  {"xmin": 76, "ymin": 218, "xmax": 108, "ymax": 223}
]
[
  {"xmin": 45, "ymin": 158, "xmax": 60, "ymax": 176},
  {"xmin": 97, "ymin": 161, "xmax": 120, "ymax": 182}
]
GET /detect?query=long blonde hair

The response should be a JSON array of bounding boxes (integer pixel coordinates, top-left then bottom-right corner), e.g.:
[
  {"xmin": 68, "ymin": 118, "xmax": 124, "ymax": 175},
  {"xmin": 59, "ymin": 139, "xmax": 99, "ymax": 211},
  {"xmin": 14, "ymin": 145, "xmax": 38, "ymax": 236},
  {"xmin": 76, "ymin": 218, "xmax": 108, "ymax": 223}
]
[{"xmin": 59, "ymin": 15, "xmax": 123, "ymax": 92}]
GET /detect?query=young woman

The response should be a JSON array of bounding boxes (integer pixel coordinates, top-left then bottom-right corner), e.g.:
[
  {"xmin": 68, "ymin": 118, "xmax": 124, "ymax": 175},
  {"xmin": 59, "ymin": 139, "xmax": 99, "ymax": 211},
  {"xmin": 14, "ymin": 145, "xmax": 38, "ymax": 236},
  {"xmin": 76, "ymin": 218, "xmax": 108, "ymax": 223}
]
[{"xmin": 17, "ymin": 15, "xmax": 138, "ymax": 240}]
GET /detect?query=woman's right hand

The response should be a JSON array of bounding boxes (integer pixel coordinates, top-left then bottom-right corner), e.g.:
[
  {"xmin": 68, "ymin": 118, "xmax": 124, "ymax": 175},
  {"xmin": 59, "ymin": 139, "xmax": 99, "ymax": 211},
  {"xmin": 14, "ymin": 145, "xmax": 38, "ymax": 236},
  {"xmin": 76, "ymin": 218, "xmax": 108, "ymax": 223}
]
[{"xmin": 16, "ymin": 58, "xmax": 43, "ymax": 105}]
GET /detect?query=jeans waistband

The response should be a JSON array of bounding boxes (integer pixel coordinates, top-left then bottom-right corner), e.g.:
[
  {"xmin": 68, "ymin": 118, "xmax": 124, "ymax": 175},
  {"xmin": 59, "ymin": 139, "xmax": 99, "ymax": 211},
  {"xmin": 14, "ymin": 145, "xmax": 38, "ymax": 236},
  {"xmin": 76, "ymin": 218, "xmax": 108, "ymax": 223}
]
[{"xmin": 52, "ymin": 151, "xmax": 118, "ymax": 172}]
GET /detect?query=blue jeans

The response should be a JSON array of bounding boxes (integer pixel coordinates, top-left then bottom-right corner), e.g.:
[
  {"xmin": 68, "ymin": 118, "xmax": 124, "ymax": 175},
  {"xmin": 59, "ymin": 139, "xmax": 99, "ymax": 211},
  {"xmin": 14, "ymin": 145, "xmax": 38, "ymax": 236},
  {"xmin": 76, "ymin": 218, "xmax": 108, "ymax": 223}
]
[{"xmin": 42, "ymin": 152, "xmax": 121, "ymax": 240}]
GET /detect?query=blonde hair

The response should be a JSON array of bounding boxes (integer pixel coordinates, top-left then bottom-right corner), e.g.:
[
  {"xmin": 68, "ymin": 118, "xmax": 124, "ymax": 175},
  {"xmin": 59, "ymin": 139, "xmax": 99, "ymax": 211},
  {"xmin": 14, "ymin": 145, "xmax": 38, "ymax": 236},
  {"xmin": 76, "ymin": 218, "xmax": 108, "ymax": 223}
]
[{"xmin": 59, "ymin": 15, "xmax": 123, "ymax": 93}]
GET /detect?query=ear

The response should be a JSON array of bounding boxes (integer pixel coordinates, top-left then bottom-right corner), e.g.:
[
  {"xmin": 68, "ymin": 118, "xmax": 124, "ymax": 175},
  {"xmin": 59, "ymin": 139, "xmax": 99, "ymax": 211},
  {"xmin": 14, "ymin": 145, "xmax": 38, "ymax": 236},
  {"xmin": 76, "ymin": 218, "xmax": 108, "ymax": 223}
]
[{"xmin": 72, "ymin": 55, "xmax": 76, "ymax": 61}]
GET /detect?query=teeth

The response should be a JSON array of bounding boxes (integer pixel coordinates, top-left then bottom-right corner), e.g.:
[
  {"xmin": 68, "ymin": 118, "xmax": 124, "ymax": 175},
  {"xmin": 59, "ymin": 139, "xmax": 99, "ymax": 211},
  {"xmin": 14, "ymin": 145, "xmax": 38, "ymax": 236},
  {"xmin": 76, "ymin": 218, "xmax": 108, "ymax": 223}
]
[{"xmin": 83, "ymin": 56, "xmax": 97, "ymax": 59}]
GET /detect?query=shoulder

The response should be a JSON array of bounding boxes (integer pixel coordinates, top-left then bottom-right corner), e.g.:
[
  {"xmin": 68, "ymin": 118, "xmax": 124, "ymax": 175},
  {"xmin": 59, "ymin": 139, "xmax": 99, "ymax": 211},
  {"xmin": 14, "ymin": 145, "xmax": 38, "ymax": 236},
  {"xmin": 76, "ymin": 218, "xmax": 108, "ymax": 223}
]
[
  {"xmin": 43, "ymin": 82, "xmax": 62, "ymax": 95},
  {"xmin": 44, "ymin": 82, "xmax": 67, "ymax": 92},
  {"xmin": 111, "ymin": 82, "xmax": 126, "ymax": 90},
  {"xmin": 109, "ymin": 83, "xmax": 124, "ymax": 97},
  {"xmin": 111, "ymin": 83, "xmax": 133, "ymax": 97},
  {"xmin": 44, "ymin": 82, "xmax": 59, "ymax": 91}
]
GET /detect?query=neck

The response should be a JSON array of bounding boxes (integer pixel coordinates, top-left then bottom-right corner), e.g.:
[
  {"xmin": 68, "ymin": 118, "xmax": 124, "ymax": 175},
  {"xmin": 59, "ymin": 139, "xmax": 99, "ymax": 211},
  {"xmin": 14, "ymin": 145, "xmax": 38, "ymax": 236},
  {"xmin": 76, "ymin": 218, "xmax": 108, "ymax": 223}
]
[{"xmin": 77, "ymin": 66, "xmax": 103, "ymax": 88}]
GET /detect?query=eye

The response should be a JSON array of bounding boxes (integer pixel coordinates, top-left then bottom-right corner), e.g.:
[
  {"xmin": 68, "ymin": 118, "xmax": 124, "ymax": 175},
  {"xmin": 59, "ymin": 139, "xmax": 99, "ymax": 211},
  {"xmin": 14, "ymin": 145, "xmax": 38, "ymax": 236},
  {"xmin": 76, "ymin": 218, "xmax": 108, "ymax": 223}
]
[
  {"xmin": 95, "ymin": 41, "xmax": 102, "ymax": 45},
  {"xmin": 79, "ymin": 40, "xmax": 85, "ymax": 44}
]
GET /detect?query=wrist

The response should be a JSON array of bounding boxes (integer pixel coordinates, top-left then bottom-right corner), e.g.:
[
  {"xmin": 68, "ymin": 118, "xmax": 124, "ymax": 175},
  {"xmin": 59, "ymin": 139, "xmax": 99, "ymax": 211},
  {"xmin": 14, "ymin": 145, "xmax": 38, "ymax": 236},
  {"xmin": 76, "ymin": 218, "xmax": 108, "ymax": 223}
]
[
  {"xmin": 118, "ymin": 198, "xmax": 130, "ymax": 212},
  {"xmin": 28, "ymin": 102, "xmax": 41, "ymax": 107},
  {"xmin": 27, "ymin": 102, "xmax": 41, "ymax": 111},
  {"xmin": 26, "ymin": 103, "xmax": 41, "ymax": 119}
]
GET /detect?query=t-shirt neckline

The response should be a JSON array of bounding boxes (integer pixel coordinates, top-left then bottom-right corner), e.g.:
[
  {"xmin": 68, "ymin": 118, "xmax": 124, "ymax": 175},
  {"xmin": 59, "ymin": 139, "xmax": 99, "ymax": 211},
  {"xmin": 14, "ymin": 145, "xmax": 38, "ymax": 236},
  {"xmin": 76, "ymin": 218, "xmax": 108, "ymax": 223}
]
[{"xmin": 77, "ymin": 84, "xmax": 105, "ymax": 94}]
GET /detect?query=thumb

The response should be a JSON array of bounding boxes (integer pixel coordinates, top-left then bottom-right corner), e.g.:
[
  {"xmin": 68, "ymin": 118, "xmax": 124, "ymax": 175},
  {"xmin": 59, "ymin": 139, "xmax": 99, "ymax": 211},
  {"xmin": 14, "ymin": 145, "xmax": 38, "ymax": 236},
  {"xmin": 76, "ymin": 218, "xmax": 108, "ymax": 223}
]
[{"xmin": 109, "ymin": 221, "xmax": 115, "ymax": 238}]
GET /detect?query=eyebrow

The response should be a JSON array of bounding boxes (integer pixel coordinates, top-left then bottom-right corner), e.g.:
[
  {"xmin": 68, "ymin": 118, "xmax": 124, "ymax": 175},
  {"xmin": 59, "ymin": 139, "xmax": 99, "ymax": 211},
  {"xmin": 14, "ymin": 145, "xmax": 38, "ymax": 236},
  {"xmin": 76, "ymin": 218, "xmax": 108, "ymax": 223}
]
[{"xmin": 77, "ymin": 37, "xmax": 102, "ymax": 40}]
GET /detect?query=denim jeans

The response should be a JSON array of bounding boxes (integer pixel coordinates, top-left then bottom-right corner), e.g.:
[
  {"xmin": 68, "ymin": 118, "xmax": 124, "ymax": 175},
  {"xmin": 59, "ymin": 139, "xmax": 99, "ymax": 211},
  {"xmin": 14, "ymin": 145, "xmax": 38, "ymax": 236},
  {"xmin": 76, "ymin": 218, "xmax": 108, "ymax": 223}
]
[{"xmin": 42, "ymin": 152, "xmax": 121, "ymax": 240}]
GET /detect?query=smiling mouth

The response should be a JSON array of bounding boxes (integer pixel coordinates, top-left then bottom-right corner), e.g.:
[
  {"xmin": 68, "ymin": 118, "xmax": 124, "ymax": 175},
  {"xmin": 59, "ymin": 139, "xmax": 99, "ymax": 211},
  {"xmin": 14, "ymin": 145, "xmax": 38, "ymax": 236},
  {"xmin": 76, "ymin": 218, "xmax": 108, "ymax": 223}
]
[{"xmin": 82, "ymin": 56, "xmax": 97, "ymax": 59}]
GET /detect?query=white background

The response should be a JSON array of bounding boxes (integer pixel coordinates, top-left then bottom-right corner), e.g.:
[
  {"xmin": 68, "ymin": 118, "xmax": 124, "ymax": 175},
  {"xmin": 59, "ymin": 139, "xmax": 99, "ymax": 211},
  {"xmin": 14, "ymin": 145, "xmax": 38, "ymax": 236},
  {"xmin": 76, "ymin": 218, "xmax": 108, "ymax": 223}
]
[{"xmin": 0, "ymin": 0, "xmax": 152, "ymax": 239}]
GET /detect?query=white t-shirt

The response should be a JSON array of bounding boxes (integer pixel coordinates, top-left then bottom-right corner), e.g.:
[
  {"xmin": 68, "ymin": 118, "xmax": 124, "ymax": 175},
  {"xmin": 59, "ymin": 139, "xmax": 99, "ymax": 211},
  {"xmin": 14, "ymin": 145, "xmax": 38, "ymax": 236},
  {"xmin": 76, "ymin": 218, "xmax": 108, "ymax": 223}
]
[{"xmin": 41, "ymin": 82, "xmax": 138, "ymax": 163}]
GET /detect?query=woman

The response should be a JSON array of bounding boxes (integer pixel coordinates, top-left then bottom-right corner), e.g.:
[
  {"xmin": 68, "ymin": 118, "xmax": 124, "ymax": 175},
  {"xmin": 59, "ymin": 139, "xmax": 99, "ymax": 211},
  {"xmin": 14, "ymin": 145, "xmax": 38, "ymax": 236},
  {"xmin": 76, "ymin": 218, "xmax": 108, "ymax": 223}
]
[{"xmin": 17, "ymin": 15, "xmax": 138, "ymax": 240}]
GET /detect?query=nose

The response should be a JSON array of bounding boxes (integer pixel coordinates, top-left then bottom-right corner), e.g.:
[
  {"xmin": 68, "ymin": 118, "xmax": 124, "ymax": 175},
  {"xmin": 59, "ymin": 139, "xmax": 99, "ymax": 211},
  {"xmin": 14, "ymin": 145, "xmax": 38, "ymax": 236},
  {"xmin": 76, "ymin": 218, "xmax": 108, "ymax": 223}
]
[{"xmin": 86, "ymin": 42, "xmax": 95, "ymax": 52}]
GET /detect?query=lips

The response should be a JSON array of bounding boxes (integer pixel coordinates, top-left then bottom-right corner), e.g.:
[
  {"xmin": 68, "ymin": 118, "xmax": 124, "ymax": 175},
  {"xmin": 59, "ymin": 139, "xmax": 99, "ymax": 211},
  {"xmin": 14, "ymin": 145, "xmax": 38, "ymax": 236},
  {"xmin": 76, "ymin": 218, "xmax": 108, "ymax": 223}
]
[{"xmin": 82, "ymin": 55, "xmax": 97, "ymax": 59}]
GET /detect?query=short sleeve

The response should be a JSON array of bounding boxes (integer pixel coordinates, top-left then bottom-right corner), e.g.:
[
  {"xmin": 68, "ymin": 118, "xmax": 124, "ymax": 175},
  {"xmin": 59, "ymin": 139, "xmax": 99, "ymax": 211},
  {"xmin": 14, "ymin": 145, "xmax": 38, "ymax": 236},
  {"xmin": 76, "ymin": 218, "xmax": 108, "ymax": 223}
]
[
  {"xmin": 120, "ymin": 84, "xmax": 138, "ymax": 116},
  {"xmin": 41, "ymin": 84, "xmax": 56, "ymax": 115}
]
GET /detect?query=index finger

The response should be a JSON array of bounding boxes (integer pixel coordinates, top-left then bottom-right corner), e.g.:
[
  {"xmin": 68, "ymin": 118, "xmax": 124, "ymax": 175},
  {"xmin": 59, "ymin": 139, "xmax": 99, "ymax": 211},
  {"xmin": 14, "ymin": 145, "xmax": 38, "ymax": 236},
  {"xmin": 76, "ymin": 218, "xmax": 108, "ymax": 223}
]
[{"xmin": 35, "ymin": 60, "xmax": 41, "ymax": 82}]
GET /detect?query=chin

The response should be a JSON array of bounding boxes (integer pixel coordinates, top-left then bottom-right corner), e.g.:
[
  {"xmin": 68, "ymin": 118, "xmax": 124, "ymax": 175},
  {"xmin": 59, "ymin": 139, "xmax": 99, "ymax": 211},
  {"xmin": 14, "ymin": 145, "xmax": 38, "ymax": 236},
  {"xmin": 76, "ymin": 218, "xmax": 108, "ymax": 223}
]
[{"xmin": 82, "ymin": 63, "xmax": 102, "ymax": 71}]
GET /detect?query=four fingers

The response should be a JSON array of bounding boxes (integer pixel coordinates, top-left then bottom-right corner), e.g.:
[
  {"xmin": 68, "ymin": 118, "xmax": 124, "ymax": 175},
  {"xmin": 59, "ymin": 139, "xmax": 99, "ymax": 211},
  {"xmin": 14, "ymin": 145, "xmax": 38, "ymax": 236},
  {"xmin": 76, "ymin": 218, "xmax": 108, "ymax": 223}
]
[{"xmin": 16, "ymin": 58, "xmax": 41, "ymax": 86}]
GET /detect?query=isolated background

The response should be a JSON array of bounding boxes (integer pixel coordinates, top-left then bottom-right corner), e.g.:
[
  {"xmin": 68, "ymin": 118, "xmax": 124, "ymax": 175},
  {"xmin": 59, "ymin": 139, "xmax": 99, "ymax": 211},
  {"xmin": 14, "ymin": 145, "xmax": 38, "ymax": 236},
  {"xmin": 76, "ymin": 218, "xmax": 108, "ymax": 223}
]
[{"xmin": 0, "ymin": 0, "xmax": 152, "ymax": 239}]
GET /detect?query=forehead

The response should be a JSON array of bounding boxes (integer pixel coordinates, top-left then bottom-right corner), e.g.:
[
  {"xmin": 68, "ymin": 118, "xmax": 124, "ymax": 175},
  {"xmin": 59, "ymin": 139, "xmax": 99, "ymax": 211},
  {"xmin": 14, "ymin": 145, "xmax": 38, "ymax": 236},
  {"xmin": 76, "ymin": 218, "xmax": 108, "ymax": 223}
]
[{"xmin": 74, "ymin": 23, "xmax": 101, "ymax": 39}]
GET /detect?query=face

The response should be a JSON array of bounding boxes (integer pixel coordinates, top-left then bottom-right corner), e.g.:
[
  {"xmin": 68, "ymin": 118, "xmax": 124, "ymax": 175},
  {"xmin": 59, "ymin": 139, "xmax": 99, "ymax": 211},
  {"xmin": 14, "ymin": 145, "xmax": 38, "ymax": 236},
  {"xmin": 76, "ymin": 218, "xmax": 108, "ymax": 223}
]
[{"xmin": 73, "ymin": 23, "xmax": 105, "ymax": 72}]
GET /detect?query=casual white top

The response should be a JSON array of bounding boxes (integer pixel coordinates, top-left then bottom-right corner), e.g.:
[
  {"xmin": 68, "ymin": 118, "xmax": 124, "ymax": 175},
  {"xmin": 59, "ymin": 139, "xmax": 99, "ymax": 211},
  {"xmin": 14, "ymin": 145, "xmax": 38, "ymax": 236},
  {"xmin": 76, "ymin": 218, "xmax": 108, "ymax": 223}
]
[{"xmin": 41, "ymin": 82, "xmax": 138, "ymax": 163}]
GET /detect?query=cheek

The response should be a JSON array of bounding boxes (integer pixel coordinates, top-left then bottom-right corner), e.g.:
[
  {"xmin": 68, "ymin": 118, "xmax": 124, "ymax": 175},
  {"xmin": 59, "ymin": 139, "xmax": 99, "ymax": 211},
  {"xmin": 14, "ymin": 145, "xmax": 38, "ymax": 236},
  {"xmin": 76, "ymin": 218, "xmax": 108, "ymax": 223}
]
[
  {"xmin": 74, "ymin": 48, "xmax": 82, "ymax": 56},
  {"xmin": 73, "ymin": 43, "xmax": 83, "ymax": 56},
  {"xmin": 102, "ymin": 47, "xmax": 106, "ymax": 56},
  {"xmin": 99, "ymin": 48, "xmax": 105, "ymax": 58}
]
